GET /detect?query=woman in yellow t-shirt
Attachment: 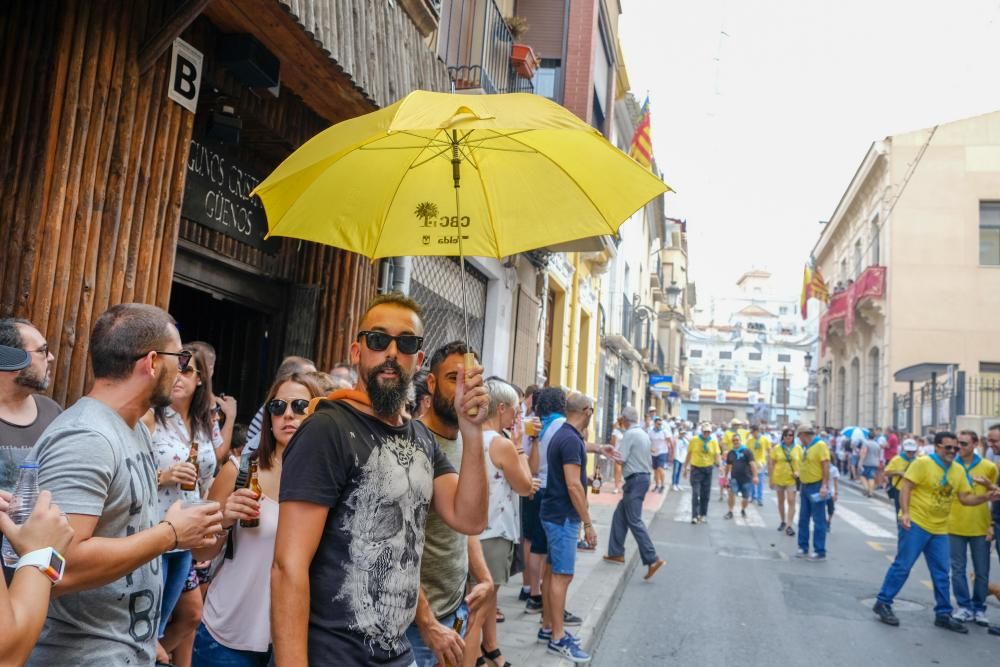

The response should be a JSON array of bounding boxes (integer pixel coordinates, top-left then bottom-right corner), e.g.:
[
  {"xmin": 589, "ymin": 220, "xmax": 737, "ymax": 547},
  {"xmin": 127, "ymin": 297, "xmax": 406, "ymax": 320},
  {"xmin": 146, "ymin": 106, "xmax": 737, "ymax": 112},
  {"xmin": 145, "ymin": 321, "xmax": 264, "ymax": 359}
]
[{"xmin": 768, "ymin": 428, "xmax": 801, "ymax": 537}]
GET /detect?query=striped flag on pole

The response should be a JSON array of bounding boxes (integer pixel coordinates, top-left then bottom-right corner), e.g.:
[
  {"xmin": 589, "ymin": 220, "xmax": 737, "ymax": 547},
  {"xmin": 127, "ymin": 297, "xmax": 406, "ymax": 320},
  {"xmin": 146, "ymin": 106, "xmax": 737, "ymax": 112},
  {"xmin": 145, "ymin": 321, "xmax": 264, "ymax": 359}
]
[{"xmin": 629, "ymin": 97, "xmax": 653, "ymax": 169}]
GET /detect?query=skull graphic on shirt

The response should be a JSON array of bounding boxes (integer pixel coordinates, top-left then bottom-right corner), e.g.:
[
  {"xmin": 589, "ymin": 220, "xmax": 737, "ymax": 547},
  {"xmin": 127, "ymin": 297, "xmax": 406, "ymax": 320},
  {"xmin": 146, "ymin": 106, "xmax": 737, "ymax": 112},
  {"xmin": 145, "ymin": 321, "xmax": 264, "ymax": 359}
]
[{"xmin": 338, "ymin": 434, "xmax": 433, "ymax": 654}]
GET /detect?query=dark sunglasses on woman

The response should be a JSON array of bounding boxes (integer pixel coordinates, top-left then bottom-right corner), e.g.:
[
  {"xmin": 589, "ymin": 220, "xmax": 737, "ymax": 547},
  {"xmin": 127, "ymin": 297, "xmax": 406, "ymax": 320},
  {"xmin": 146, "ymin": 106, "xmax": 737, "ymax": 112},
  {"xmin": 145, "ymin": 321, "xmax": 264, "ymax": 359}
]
[
  {"xmin": 356, "ymin": 330, "xmax": 423, "ymax": 355},
  {"xmin": 267, "ymin": 398, "xmax": 311, "ymax": 416}
]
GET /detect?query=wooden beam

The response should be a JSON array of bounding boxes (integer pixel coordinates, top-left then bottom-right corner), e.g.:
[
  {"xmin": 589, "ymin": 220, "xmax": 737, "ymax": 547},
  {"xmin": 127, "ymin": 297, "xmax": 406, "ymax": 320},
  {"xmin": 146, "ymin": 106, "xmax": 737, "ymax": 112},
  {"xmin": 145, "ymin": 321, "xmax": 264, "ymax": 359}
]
[{"xmin": 138, "ymin": 0, "xmax": 213, "ymax": 73}]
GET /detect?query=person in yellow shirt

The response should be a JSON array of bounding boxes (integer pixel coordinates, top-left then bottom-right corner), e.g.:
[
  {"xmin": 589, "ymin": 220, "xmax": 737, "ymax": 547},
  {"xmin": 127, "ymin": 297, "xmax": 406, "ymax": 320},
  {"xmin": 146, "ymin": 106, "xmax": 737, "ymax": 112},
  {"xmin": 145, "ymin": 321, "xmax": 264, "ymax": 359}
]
[
  {"xmin": 874, "ymin": 432, "xmax": 994, "ymax": 631},
  {"xmin": 748, "ymin": 423, "xmax": 771, "ymax": 507},
  {"xmin": 795, "ymin": 426, "xmax": 830, "ymax": 561},
  {"xmin": 948, "ymin": 431, "xmax": 997, "ymax": 625},
  {"xmin": 885, "ymin": 439, "xmax": 920, "ymax": 518},
  {"xmin": 683, "ymin": 423, "xmax": 721, "ymax": 525},
  {"xmin": 768, "ymin": 428, "xmax": 801, "ymax": 537}
]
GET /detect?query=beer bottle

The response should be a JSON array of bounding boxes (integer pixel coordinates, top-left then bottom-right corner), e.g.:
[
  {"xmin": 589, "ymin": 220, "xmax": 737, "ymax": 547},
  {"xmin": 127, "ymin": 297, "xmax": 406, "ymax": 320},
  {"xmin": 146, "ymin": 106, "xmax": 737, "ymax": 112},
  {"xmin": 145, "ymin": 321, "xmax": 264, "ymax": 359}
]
[
  {"xmin": 240, "ymin": 459, "xmax": 261, "ymax": 528},
  {"xmin": 591, "ymin": 465, "xmax": 603, "ymax": 494},
  {"xmin": 181, "ymin": 439, "xmax": 199, "ymax": 491}
]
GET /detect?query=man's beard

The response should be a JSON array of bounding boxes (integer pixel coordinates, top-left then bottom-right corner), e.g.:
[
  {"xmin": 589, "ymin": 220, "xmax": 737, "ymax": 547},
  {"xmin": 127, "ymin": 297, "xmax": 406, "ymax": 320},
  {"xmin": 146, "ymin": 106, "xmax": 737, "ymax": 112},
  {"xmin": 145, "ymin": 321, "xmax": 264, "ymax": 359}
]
[
  {"xmin": 432, "ymin": 387, "xmax": 458, "ymax": 428},
  {"xmin": 150, "ymin": 366, "xmax": 174, "ymax": 409},
  {"xmin": 364, "ymin": 360, "xmax": 412, "ymax": 418},
  {"xmin": 15, "ymin": 366, "xmax": 48, "ymax": 392}
]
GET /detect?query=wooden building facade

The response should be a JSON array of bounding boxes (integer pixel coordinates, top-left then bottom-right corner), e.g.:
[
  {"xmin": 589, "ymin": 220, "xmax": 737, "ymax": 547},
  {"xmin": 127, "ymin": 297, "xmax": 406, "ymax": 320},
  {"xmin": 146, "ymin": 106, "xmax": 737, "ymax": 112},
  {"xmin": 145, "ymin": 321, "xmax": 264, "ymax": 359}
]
[{"xmin": 0, "ymin": 0, "xmax": 449, "ymax": 414}]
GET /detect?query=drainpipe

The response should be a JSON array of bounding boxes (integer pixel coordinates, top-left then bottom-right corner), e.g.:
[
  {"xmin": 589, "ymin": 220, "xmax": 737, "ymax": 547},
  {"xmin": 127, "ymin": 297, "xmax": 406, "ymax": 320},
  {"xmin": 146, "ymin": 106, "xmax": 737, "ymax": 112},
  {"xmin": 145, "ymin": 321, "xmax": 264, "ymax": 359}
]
[
  {"xmin": 391, "ymin": 256, "xmax": 412, "ymax": 295},
  {"xmin": 536, "ymin": 268, "xmax": 549, "ymax": 386}
]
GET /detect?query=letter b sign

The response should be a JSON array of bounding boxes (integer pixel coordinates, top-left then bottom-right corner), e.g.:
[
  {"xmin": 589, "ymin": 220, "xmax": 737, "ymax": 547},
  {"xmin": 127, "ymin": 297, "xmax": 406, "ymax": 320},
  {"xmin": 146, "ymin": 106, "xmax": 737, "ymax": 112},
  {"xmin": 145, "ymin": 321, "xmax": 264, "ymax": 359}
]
[{"xmin": 168, "ymin": 38, "xmax": 203, "ymax": 114}]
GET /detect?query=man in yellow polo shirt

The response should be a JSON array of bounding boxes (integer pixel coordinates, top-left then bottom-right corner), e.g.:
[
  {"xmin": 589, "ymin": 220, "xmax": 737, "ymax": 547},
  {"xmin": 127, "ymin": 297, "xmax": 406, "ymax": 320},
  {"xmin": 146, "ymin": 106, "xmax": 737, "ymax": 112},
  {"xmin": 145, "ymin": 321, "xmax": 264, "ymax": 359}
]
[
  {"xmin": 874, "ymin": 432, "xmax": 995, "ymax": 631},
  {"xmin": 748, "ymin": 423, "xmax": 771, "ymax": 507},
  {"xmin": 768, "ymin": 427, "xmax": 801, "ymax": 537},
  {"xmin": 948, "ymin": 430, "xmax": 997, "ymax": 626},
  {"xmin": 684, "ymin": 422, "xmax": 721, "ymax": 525},
  {"xmin": 796, "ymin": 426, "xmax": 830, "ymax": 561}
]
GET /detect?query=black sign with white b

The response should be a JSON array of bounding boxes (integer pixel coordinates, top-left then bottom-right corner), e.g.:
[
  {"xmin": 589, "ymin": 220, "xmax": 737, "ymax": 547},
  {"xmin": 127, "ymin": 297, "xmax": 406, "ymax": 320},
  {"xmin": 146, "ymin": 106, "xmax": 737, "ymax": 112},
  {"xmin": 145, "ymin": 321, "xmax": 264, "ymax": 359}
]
[{"xmin": 181, "ymin": 137, "xmax": 278, "ymax": 253}]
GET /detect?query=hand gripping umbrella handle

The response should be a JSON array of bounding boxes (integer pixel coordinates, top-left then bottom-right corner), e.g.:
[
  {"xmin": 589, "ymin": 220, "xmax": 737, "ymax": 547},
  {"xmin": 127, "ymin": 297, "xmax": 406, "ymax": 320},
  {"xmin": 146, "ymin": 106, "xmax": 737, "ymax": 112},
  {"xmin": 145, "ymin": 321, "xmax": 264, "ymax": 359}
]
[{"xmin": 464, "ymin": 351, "xmax": 480, "ymax": 418}]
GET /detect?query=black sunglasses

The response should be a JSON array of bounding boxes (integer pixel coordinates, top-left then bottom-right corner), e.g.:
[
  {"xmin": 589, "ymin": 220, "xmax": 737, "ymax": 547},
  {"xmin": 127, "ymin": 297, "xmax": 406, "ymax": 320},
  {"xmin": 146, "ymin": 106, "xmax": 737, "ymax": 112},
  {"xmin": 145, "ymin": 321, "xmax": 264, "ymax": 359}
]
[
  {"xmin": 356, "ymin": 330, "xmax": 423, "ymax": 355},
  {"xmin": 941, "ymin": 445, "xmax": 960, "ymax": 452},
  {"xmin": 267, "ymin": 398, "xmax": 310, "ymax": 416},
  {"xmin": 135, "ymin": 349, "xmax": 193, "ymax": 372}
]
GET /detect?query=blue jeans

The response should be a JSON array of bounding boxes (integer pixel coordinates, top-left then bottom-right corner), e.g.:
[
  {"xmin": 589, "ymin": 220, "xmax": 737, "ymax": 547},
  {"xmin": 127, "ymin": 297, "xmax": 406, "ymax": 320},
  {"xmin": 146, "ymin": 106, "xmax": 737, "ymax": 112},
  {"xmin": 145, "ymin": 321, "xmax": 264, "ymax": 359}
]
[
  {"xmin": 877, "ymin": 522, "xmax": 952, "ymax": 616},
  {"xmin": 543, "ymin": 518, "xmax": 582, "ymax": 575},
  {"xmin": 950, "ymin": 534, "xmax": 990, "ymax": 613},
  {"xmin": 405, "ymin": 602, "xmax": 469, "ymax": 667},
  {"xmin": 797, "ymin": 482, "xmax": 827, "ymax": 556},
  {"xmin": 159, "ymin": 550, "xmax": 192, "ymax": 637},
  {"xmin": 752, "ymin": 468, "xmax": 767, "ymax": 502},
  {"xmin": 608, "ymin": 473, "xmax": 657, "ymax": 566},
  {"xmin": 192, "ymin": 623, "xmax": 271, "ymax": 667},
  {"xmin": 671, "ymin": 459, "xmax": 683, "ymax": 487}
]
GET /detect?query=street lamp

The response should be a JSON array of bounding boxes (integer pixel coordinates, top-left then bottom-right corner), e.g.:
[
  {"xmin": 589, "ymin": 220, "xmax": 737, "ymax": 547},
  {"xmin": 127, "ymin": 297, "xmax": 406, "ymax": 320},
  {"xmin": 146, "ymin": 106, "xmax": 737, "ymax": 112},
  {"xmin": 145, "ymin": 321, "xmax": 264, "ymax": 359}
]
[
  {"xmin": 665, "ymin": 281, "xmax": 683, "ymax": 311},
  {"xmin": 804, "ymin": 350, "xmax": 813, "ymax": 370}
]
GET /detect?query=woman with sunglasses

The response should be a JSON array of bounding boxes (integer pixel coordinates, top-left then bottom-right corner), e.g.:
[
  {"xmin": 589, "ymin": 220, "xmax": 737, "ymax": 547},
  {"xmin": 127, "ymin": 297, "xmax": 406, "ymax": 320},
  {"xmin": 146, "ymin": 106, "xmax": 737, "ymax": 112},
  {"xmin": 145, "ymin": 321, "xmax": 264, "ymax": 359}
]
[
  {"xmin": 143, "ymin": 345, "xmax": 221, "ymax": 666},
  {"xmin": 768, "ymin": 428, "xmax": 802, "ymax": 536},
  {"xmin": 191, "ymin": 372, "xmax": 326, "ymax": 667}
]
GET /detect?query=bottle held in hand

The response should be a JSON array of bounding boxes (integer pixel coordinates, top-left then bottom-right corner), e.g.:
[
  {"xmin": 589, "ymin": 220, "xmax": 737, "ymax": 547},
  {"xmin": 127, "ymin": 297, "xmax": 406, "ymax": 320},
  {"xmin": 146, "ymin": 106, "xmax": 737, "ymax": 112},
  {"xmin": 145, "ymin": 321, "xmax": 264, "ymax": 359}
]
[
  {"xmin": 240, "ymin": 459, "xmax": 261, "ymax": 528},
  {"xmin": 2, "ymin": 462, "xmax": 40, "ymax": 566},
  {"xmin": 181, "ymin": 440, "xmax": 199, "ymax": 492}
]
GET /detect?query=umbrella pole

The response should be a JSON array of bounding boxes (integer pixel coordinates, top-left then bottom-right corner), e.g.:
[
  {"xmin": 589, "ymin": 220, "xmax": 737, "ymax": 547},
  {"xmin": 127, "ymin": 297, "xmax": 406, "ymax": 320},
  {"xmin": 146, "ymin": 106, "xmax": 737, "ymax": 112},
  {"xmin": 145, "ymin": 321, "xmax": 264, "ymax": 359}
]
[{"xmin": 452, "ymin": 132, "xmax": 479, "ymax": 416}]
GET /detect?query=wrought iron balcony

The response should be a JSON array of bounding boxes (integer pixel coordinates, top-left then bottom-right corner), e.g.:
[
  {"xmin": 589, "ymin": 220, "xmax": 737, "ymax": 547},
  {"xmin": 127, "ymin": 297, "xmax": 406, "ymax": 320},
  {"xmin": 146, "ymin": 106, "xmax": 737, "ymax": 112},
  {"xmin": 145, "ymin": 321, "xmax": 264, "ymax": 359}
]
[{"xmin": 440, "ymin": 0, "xmax": 534, "ymax": 94}]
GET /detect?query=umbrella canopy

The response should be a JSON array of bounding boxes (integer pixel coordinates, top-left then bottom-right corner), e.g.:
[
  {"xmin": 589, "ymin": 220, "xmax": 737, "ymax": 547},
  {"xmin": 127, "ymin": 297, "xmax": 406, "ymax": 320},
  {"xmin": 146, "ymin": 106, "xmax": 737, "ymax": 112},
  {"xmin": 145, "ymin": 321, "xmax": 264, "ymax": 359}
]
[
  {"xmin": 841, "ymin": 426, "xmax": 870, "ymax": 441},
  {"xmin": 251, "ymin": 91, "xmax": 670, "ymax": 259}
]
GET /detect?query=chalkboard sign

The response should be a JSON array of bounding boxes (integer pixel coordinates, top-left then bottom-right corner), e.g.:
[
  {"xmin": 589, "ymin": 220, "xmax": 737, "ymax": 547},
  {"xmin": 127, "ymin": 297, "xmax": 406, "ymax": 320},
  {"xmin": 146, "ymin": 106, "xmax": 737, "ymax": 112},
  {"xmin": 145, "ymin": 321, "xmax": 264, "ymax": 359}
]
[{"xmin": 181, "ymin": 137, "xmax": 279, "ymax": 253}]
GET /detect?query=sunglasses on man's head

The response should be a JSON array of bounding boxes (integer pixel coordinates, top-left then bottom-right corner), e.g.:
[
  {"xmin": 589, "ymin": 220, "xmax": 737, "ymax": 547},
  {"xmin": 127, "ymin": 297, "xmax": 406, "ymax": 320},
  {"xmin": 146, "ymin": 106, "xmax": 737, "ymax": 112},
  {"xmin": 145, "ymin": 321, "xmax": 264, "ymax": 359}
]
[
  {"xmin": 267, "ymin": 398, "xmax": 310, "ymax": 417},
  {"xmin": 356, "ymin": 330, "xmax": 423, "ymax": 355}
]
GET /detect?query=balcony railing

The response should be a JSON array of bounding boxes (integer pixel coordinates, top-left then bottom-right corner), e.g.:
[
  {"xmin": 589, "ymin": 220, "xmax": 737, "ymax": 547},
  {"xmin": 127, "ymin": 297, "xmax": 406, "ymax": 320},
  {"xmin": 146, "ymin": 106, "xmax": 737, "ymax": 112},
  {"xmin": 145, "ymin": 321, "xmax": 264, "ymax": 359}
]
[{"xmin": 440, "ymin": 0, "xmax": 533, "ymax": 94}]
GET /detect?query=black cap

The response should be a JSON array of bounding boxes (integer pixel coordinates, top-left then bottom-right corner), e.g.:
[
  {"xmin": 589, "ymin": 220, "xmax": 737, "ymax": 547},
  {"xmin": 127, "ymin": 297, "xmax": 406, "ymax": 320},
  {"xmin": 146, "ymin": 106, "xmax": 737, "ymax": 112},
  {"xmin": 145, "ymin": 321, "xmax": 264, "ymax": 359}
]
[{"xmin": 0, "ymin": 345, "xmax": 30, "ymax": 372}]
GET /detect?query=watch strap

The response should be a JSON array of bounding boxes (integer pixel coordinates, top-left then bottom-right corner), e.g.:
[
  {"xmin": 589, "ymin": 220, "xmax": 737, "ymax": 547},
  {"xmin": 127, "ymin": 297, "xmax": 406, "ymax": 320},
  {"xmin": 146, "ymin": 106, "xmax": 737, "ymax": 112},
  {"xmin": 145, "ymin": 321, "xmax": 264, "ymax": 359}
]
[{"xmin": 14, "ymin": 547, "xmax": 64, "ymax": 584}]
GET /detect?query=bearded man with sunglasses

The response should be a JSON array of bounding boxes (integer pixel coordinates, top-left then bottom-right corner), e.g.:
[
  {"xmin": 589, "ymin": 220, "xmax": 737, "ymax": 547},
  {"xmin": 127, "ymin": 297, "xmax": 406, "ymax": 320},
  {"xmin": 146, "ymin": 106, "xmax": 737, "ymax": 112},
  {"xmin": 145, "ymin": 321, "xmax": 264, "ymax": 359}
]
[
  {"xmin": 873, "ymin": 431, "xmax": 996, "ymax": 632},
  {"xmin": 27, "ymin": 304, "xmax": 224, "ymax": 666},
  {"xmin": 272, "ymin": 294, "xmax": 489, "ymax": 667}
]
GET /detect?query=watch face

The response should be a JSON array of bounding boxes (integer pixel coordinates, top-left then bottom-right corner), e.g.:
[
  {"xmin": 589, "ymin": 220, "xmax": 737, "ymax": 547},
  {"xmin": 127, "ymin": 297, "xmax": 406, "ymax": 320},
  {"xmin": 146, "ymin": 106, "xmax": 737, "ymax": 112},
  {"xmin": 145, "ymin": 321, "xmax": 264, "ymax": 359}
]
[{"xmin": 47, "ymin": 550, "xmax": 65, "ymax": 579}]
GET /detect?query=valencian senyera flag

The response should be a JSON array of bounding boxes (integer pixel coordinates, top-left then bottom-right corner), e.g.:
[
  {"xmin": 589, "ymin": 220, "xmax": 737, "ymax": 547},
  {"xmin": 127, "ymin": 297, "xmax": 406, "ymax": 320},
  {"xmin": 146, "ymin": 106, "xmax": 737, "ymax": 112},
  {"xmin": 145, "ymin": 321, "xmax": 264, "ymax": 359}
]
[
  {"xmin": 800, "ymin": 262, "xmax": 830, "ymax": 319},
  {"xmin": 629, "ymin": 97, "xmax": 653, "ymax": 169}
]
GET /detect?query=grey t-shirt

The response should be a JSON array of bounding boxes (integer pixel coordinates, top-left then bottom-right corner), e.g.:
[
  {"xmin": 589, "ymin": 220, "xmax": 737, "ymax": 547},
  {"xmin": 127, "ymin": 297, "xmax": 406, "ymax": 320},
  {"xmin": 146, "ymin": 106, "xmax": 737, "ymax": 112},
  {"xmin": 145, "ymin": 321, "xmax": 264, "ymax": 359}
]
[
  {"xmin": 28, "ymin": 397, "xmax": 161, "ymax": 666},
  {"xmin": 0, "ymin": 394, "xmax": 62, "ymax": 492},
  {"xmin": 862, "ymin": 440, "xmax": 882, "ymax": 467},
  {"xmin": 618, "ymin": 425, "xmax": 653, "ymax": 478},
  {"xmin": 418, "ymin": 430, "xmax": 468, "ymax": 619}
]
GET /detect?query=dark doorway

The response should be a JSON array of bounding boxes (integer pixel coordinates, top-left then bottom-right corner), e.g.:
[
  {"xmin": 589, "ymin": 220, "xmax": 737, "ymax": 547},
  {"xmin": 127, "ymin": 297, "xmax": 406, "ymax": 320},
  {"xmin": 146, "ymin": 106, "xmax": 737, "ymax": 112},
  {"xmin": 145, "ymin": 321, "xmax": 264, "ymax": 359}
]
[{"xmin": 169, "ymin": 282, "xmax": 275, "ymax": 423}]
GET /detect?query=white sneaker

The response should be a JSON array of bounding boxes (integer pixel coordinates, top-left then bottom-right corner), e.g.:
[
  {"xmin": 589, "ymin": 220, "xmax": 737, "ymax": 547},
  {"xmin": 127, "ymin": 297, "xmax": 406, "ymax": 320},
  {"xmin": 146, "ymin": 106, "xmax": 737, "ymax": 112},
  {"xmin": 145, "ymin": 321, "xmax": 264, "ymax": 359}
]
[
  {"xmin": 952, "ymin": 608, "xmax": 974, "ymax": 623},
  {"xmin": 975, "ymin": 610, "xmax": 989, "ymax": 626}
]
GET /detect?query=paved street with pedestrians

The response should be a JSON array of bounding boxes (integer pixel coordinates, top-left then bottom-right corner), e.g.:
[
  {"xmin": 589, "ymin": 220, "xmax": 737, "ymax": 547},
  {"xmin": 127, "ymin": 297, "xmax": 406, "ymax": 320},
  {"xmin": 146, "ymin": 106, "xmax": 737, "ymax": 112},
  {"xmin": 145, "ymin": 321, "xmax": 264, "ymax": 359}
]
[{"xmin": 590, "ymin": 482, "xmax": 999, "ymax": 665}]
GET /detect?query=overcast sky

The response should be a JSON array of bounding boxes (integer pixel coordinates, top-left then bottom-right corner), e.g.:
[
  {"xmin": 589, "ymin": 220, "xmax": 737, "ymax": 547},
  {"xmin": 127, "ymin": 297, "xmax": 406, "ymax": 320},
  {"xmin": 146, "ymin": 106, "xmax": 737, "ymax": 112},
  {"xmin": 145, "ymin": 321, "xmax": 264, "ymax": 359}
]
[{"xmin": 620, "ymin": 0, "xmax": 1000, "ymax": 310}]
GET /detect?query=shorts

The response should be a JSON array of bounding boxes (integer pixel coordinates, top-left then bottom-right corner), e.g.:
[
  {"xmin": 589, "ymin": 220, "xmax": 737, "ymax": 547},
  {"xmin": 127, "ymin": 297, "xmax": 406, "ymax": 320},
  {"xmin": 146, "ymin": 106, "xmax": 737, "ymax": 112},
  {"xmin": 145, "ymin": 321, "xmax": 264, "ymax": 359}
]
[
  {"xmin": 542, "ymin": 518, "xmax": 581, "ymax": 575},
  {"xmin": 524, "ymin": 493, "xmax": 548, "ymax": 555},
  {"xmin": 480, "ymin": 537, "xmax": 514, "ymax": 585},
  {"xmin": 183, "ymin": 561, "xmax": 201, "ymax": 592},
  {"xmin": 652, "ymin": 453, "xmax": 668, "ymax": 469},
  {"xmin": 862, "ymin": 465, "xmax": 877, "ymax": 480},
  {"xmin": 729, "ymin": 480, "xmax": 753, "ymax": 499},
  {"xmin": 773, "ymin": 483, "xmax": 797, "ymax": 492},
  {"xmin": 405, "ymin": 602, "xmax": 469, "ymax": 667}
]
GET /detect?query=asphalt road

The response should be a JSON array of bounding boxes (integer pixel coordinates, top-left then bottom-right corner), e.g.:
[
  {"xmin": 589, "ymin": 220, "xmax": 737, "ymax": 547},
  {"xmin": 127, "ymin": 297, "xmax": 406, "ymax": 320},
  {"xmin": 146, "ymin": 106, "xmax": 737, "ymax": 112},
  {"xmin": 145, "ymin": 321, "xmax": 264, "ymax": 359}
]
[{"xmin": 591, "ymin": 480, "xmax": 999, "ymax": 665}]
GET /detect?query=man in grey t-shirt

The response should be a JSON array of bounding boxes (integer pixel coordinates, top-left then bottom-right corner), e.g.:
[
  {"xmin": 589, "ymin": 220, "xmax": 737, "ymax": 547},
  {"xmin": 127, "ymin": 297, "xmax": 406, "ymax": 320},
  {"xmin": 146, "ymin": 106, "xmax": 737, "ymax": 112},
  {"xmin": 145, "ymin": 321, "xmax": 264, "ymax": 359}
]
[
  {"xmin": 604, "ymin": 406, "xmax": 664, "ymax": 580},
  {"xmin": 26, "ymin": 304, "xmax": 223, "ymax": 666}
]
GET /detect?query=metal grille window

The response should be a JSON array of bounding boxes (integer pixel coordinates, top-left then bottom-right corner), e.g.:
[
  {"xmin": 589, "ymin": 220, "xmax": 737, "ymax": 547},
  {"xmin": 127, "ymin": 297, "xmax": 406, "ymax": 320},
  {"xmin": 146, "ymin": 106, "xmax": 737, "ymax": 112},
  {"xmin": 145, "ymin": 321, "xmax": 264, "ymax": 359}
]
[
  {"xmin": 409, "ymin": 257, "xmax": 488, "ymax": 364},
  {"xmin": 510, "ymin": 286, "xmax": 540, "ymax": 389}
]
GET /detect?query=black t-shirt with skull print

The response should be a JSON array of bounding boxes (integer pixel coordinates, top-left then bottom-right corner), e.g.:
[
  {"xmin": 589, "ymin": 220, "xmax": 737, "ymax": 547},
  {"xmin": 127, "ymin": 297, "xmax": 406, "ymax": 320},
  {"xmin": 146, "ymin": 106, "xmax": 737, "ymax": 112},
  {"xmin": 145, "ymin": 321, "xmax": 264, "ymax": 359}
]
[{"xmin": 279, "ymin": 399, "xmax": 456, "ymax": 666}]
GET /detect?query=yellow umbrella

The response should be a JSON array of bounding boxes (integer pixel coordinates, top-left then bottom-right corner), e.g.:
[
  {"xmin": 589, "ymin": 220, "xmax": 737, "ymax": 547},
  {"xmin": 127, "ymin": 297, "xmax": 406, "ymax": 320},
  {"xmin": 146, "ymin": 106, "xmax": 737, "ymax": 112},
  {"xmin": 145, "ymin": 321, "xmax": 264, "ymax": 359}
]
[{"xmin": 253, "ymin": 90, "xmax": 670, "ymax": 349}]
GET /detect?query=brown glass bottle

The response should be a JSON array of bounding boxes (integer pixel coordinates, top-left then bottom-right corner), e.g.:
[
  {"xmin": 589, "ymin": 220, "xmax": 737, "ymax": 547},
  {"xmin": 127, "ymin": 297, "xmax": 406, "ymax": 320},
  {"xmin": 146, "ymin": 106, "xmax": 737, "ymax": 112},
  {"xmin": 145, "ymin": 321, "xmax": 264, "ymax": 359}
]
[
  {"xmin": 240, "ymin": 460, "xmax": 261, "ymax": 528},
  {"xmin": 181, "ymin": 440, "xmax": 199, "ymax": 491},
  {"xmin": 590, "ymin": 466, "xmax": 603, "ymax": 494}
]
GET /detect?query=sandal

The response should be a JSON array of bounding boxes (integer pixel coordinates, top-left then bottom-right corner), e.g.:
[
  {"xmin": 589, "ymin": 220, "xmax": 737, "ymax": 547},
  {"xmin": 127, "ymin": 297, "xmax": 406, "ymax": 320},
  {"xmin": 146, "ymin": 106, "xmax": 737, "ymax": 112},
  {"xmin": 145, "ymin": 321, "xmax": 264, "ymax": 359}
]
[
  {"xmin": 482, "ymin": 644, "xmax": 512, "ymax": 667},
  {"xmin": 495, "ymin": 608, "xmax": 505, "ymax": 623},
  {"xmin": 785, "ymin": 526, "xmax": 795, "ymax": 536},
  {"xmin": 577, "ymin": 539, "xmax": 595, "ymax": 551}
]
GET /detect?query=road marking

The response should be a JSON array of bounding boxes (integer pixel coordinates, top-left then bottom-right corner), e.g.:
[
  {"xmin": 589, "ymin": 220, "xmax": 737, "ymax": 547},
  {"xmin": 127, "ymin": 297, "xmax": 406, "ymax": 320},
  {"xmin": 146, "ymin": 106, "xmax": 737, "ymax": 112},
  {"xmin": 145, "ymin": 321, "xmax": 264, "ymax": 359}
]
[
  {"xmin": 885, "ymin": 555, "xmax": 894, "ymax": 562},
  {"xmin": 867, "ymin": 541, "xmax": 884, "ymax": 551},
  {"xmin": 832, "ymin": 504, "xmax": 895, "ymax": 538},
  {"xmin": 922, "ymin": 580, "xmax": 933, "ymax": 590},
  {"xmin": 871, "ymin": 506, "xmax": 898, "ymax": 522},
  {"xmin": 674, "ymin": 491, "xmax": 693, "ymax": 522},
  {"xmin": 734, "ymin": 504, "xmax": 766, "ymax": 527}
]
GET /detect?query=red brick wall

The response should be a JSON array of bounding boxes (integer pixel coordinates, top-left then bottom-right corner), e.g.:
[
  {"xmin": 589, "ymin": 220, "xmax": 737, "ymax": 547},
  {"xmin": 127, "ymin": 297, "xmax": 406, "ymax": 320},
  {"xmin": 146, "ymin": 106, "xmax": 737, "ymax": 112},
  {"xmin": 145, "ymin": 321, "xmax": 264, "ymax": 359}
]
[{"xmin": 561, "ymin": 0, "xmax": 598, "ymax": 125}]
